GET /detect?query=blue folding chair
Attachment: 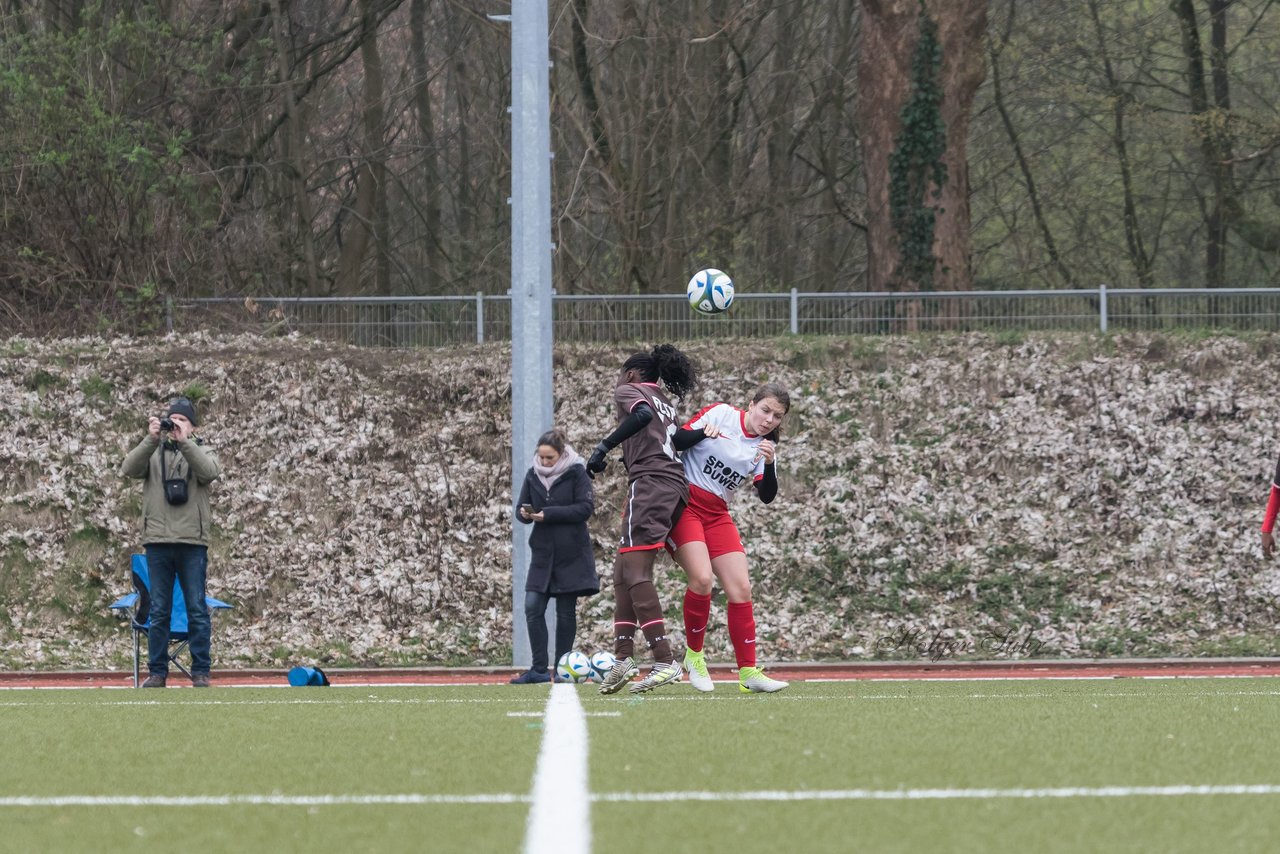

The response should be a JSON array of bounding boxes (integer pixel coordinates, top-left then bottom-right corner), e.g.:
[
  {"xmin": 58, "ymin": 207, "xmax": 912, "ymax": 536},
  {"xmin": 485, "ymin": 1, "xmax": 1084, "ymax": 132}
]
[{"xmin": 108, "ymin": 554, "xmax": 232, "ymax": 687}]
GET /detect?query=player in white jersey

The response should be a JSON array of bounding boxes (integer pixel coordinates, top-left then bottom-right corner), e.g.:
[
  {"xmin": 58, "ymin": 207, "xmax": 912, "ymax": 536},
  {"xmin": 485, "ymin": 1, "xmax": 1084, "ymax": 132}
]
[{"xmin": 668, "ymin": 383, "xmax": 791, "ymax": 694}]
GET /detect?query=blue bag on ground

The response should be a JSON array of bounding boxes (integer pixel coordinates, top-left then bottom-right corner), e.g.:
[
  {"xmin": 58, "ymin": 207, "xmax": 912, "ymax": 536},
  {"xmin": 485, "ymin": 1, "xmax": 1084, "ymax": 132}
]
[{"xmin": 287, "ymin": 666, "xmax": 330, "ymax": 686}]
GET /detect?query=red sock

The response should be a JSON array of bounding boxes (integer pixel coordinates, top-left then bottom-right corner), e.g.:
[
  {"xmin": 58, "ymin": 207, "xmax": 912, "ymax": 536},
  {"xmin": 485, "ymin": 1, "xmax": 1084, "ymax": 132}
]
[
  {"xmin": 727, "ymin": 601, "xmax": 757, "ymax": 669},
  {"xmin": 683, "ymin": 589, "xmax": 712, "ymax": 653}
]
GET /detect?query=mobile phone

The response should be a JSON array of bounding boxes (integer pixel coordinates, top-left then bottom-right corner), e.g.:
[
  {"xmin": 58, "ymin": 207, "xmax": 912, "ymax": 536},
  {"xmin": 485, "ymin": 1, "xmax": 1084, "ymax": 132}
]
[{"xmin": 521, "ymin": 504, "xmax": 534, "ymax": 514}]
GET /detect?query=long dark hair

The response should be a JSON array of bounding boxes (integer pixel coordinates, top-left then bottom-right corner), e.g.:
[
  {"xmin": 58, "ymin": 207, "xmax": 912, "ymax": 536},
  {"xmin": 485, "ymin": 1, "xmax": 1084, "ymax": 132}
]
[
  {"xmin": 622, "ymin": 344, "xmax": 698, "ymax": 402},
  {"xmin": 751, "ymin": 383, "xmax": 791, "ymax": 442}
]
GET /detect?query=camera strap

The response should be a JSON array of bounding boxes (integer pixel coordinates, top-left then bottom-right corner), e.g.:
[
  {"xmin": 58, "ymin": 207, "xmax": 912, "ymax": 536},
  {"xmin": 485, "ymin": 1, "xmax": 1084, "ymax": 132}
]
[
  {"xmin": 159, "ymin": 443, "xmax": 185, "ymax": 482},
  {"xmin": 160, "ymin": 445, "xmax": 192, "ymax": 483},
  {"xmin": 159, "ymin": 442, "xmax": 190, "ymax": 506}
]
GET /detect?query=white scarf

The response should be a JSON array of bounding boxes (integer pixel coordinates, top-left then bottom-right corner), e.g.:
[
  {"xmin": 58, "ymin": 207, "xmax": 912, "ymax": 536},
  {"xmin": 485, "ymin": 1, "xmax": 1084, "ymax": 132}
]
[{"xmin": 533, "ymin": 445, "xmax": 583, "ymax": 492}]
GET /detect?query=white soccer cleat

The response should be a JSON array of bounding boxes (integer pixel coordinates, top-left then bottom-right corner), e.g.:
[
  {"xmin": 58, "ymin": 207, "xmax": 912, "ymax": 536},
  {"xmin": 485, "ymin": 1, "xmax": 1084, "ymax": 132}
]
[
  {"xmin": 738, "ymin": 666, "xmax": 788, "ymax": 694},
  {"xmin": 629, "ymin": 661, "xmax": 683, "ymax": 694},
  {"xmin": 684, "ymin": 649, "xmax": 714, "ymax": 693},
  {"xmin": 598, "ymin": 657, "xmax": 638, "ymax": 695}
]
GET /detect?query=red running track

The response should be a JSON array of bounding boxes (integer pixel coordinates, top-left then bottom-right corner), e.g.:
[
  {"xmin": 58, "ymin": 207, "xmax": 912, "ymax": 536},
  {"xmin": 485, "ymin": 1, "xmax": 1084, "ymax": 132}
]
[{"xmin": 3, "ymin": 658, "xmax": 1280, "ymax": 689}]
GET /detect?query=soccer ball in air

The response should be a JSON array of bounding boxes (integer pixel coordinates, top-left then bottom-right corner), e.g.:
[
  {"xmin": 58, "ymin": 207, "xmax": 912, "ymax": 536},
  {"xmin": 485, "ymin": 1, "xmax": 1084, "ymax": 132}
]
[
  {"xmin": 588, "ymin": 650, "xmax": 616, "ymax": 682},
  {"xmin": 556, "ymin": 651, "xmax": 593, "ymax": 683},
  {"xmin": 686, "ymin": 268, "xmax": 735, "ymax": 315}
]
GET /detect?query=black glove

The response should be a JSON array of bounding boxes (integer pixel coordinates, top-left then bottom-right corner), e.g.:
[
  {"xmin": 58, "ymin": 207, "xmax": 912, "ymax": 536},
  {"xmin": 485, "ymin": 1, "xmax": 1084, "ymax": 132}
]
[{"xmin": 586, "ymin": 443, "xmax": 609, "ymax": 479}]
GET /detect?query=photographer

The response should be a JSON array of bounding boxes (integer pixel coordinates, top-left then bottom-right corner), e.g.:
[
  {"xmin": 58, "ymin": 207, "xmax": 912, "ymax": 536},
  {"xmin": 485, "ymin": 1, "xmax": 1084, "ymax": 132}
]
[{"xmin": 120, "ymin": 397, "xmax": 221, "ymax": 688}]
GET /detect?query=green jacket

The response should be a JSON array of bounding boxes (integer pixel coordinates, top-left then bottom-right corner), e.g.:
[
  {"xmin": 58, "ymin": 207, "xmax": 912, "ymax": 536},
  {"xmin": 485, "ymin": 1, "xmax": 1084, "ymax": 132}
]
[{"xmin": 121, "ymin": 435, "xmax": 221, "ymax": 546}]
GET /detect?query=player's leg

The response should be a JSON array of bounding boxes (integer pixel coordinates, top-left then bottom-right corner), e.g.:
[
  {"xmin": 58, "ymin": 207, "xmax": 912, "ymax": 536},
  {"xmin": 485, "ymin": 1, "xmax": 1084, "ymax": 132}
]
[
  {"xmin": 674, "ymin": 541, "xmax": 715, "ymax": 692},
  {"xmin": 600, "ymin": 553, "xmax": 640, "ymax": 694},
  {"xmin": 617, "ymin": 548, "xmax": 683, "ymax": 694},
  {"xmin": 611, "ymin": 478, "xmax": 685, "ymax": 694},
  {"xmin": 712, "ymin": 551, "xmax": 788, "ymax": 694}
]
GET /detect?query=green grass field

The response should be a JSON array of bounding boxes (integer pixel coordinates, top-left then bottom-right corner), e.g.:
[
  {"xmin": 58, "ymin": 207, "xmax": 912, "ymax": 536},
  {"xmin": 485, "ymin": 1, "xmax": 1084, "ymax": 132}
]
[{"xmin": 2, "ymin": 678, "xmax": 1279, "ymax": 853}]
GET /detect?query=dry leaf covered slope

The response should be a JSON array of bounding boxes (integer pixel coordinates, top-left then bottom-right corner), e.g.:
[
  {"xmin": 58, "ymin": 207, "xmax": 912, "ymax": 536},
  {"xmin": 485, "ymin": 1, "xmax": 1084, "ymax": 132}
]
[{"xmin": 1, "ymin": 332, "xmax": 1278, "ymax": 669}]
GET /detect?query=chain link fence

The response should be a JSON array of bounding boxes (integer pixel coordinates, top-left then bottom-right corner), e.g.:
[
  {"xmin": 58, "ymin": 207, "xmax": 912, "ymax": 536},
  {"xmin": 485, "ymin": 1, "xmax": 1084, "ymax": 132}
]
[{"xmin": 15, "ymin": 287, "xmax": 1280, "ymax": 345}]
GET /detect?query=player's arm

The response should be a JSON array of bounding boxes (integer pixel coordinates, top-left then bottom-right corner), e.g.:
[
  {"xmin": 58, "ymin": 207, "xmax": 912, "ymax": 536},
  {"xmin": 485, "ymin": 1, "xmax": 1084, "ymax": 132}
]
[
  {"xmin": 586, "ymin": 403, "xmax": 654, "ymax": 477},
  {"xmin": 755, "ymin": 463, "xmax": 778, "ymax": 504},
  {"xmin": 673, "ymin": 427, "xmax": 706, "ymax": 451},
  {"xmin": 675, "ymin": 406, "xmax": 724, "ymax": 451},
  {"xmin": 676, "ymin": 404, "xmax": 721, "ymax": 452}
]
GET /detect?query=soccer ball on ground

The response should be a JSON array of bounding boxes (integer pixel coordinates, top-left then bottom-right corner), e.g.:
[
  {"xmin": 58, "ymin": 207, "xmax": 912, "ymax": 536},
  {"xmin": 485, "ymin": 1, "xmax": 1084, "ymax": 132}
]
[
  {"xmin": 588, "ymin": 650, "xmax": 616, "ymax": 682},
  {"xmin": 686, "ymin": 268, "xmax": 735, "ymax": 315},
  {"xmin": 556, "ymin": 651, "xmax": 593, "ymax": 683}
]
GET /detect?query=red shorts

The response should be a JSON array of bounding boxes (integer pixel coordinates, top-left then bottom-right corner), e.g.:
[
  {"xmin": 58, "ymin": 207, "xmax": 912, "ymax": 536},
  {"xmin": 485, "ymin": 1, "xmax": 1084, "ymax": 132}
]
[{"xmin": 667, "ymin": 483, "xmax": 744, "ymax": 559}]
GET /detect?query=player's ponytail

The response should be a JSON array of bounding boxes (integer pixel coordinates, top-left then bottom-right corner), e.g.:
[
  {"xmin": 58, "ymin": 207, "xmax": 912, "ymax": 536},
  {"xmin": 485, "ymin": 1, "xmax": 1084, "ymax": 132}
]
[
  {"xmin": 651, "ymin": 344, "xmax": 698, "ymax": 402},
  {"xmin": 621, "ymin": 344, "xmax": 698, "ymax": 402}
]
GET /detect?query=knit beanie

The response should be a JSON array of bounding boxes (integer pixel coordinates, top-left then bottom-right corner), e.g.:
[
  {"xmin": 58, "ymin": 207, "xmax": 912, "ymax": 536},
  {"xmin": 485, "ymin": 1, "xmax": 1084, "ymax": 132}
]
[{"xmin": 167, "ymin": 397, "xmax": 199, "ymax": 426}]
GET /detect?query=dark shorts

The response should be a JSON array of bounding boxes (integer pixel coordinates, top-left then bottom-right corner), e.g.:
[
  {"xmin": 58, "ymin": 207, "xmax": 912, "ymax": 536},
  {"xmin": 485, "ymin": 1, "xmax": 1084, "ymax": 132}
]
[{"xmin": 618, "ymin": 475, "xmax": 688, "ymax": 552}]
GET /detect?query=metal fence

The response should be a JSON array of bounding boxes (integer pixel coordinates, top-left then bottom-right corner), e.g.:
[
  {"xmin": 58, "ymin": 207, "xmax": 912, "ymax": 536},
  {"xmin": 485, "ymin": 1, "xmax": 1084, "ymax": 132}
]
[{"xmin": 164, "ymin": 287, "xmax": 1280, "ymax": 347}]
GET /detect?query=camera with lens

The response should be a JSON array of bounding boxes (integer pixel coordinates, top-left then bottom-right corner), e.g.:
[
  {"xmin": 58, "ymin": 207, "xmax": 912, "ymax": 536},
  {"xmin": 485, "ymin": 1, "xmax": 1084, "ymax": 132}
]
[{"xmin": 159, "ymin": 417, "xmax": 176, "ymax": 432}]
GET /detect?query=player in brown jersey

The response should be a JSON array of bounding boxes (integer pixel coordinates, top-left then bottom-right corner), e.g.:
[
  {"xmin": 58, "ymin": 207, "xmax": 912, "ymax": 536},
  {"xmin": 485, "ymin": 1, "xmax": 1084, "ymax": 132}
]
[{"xmin": 586, "ymin": 344, "xmax": 698, "ymax": 694}]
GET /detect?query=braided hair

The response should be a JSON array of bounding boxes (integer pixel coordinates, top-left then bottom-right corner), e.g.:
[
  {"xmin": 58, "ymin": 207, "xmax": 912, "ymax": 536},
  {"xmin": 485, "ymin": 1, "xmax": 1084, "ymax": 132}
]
[{"xmin": 622, "ymin": 344, "xmax": 698, "ymax": 402}]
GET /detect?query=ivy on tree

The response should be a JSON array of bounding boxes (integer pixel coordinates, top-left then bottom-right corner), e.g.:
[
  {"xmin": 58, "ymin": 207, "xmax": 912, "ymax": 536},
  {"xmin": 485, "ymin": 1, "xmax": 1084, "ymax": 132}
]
[{"xmin": 888, "ymin": 4, "xmax": 948, "ymax": 292}]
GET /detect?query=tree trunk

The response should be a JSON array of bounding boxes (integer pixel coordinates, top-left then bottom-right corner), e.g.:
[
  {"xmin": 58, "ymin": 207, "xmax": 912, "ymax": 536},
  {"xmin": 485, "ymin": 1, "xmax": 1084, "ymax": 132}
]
[
  {"xmin": 1172, "ymin": 0, "xmax": 1234, "ymax": 290},
  {"xmin": 446, "ymin": 9, "xmax": 473, "ymax": 282},
  {"xmin": 409, "ymin": 0, "xmax": 443, "ymax": 294},
  {"xmin": 335, "ymin": 0, "xmax": 387, "ymax": 295},
  {"xmin": 269, "ymin": 0, "xmax": 320, "ymax": 296},
  {"xmin": 856, "ymin": 0, "xmax": 987, "ymax": 293},
  {"xmin": 1088, "ymin": 0, "xmax": 1153, "ymax": 288}
]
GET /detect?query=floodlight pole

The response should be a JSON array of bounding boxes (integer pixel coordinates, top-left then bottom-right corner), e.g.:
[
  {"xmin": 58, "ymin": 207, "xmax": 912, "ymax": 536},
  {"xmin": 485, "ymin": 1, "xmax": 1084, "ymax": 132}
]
[{"xmin": 504, "ymin": 1, "xmax": 554, "ymax": 669}]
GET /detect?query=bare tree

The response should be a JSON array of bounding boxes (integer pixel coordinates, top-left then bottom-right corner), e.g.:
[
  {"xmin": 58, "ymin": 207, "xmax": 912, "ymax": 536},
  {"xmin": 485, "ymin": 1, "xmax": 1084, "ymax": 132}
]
[
  {"xmin": 408, "ymin": 0, "xmax": 444, "ymax": 293},
  {"xmin": 334, "ymin": 0, "xmax": 388, "ymax": 294},
  {"xmin": 1172, "ymin": 0, "xmax": 1235, "ymax": 289},
  {"xmin": 986, "ymin": 0, "xmax": 1071, "ymax": 287}
]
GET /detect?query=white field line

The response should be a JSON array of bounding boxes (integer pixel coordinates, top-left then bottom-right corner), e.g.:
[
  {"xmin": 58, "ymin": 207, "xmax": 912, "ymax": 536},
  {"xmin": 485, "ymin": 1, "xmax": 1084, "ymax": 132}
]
[
  {"xmin": 805, "ymin": 674, "xmax": 1279, "ymax": 683},
  {"xmin": 0, "ymin": 794, "xmax": 529, "ymax": 806},
  {"xmin": 0, "ymin": 682, "xmax": 513, "ymax": 691},
  {"xmin": 5, "ymin": 784, "xmax": 1280, "ymax": 809},
  {"xmin": 594, "ymin": 785, "xmax": 1280, "ymax": 802},
  {"xmin": 581, "ymin": 689, "xmax": 1280, "ymax": 702},
  {"xmin": 857, "ymin": 690, "xmax": 1280, "ymax": 700},
  {"xmin": 508, "ymin": 711, "xmax": 619, "ymax": 718},
  {"xmin": 591, "ymin": 783, "xmax": 1280, "ymax": 804},
  {"xmin": 0, "ymin": 697, "xmax": 546, "ymax": 708},
  {"xmin": 3, "ymin": 687, "xmax": 1280, "ymax": 708},
  {"xmin": 4, "ymin": 672, "xmax": 1279, "ymax": 693},
  {"xmin": 523, "ymin": 683, "xmax": 590, "ymax": 854}
]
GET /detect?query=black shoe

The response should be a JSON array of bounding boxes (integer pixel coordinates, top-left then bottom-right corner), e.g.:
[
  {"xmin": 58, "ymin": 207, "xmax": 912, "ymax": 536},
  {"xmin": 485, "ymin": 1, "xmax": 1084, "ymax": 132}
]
[
  {"xmin": 509, "ymin": 669, "xmax": 551, "ymax": 684},
  {"xmin": 140, "ymin": 674, "xmax": 167, "ymax": 688},
  {"xmin": 191, "ymin": 674, "xmax": 211, "ymax": 688}
]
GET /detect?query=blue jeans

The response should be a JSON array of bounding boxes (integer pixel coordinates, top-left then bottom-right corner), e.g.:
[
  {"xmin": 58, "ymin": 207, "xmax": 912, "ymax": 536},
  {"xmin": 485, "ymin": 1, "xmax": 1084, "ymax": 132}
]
[
  {"xmin": 524, "ymin": 592, "xmax": 578, "ymax": 672},
  {"xmin": 145, "ymin": 544, "xmax": 211, "ymax": 676}
]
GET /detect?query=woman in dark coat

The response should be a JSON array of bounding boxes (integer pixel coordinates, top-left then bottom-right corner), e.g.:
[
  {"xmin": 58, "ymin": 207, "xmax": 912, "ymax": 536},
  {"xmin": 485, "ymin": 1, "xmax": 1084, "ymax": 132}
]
[{"xmin": 510, "ymin": 428, "xmax": 599, "ymax": 683}]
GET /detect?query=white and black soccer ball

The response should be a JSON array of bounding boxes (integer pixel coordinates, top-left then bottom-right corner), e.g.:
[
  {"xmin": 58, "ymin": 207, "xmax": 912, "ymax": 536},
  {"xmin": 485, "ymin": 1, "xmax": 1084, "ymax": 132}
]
[
  {"xmin": 686, "ymin": 268, "xmax": 735, "ymax": 315},
  {"xmin": 556, "ymin": 651, "xmax": 593, "ymax": 683},
  {"xmin": 588, "ymin": 650, "xmax": 616, "ymax": 682}
]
